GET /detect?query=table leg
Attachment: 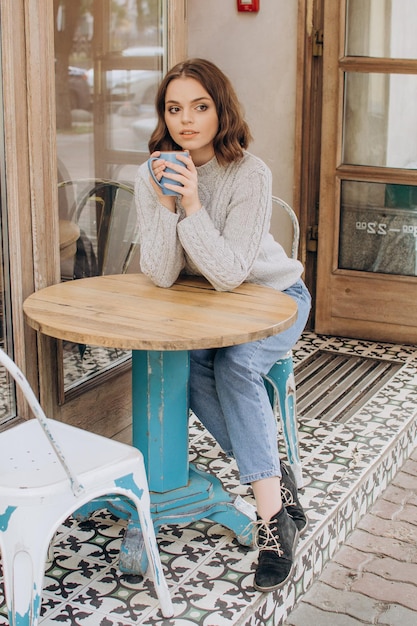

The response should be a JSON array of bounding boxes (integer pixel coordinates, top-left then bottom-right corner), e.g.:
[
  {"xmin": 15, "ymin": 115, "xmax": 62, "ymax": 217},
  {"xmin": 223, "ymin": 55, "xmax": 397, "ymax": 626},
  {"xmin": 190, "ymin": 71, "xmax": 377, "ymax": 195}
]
[
  {"xmin": 120, "ymin": 350, "xmax": 256, "ymax": 573},
  {"xmin": 132, "ymin": 350, "xmax": 190, "ymax": 492}
]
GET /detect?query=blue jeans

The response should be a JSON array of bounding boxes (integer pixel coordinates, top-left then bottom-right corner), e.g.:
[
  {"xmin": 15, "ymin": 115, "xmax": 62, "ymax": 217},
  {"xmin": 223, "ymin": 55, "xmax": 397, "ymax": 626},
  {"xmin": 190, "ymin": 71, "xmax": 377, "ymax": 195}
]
[{"xmin": 189, "ymin": 279, "xmax": 311, "ymax": 485}]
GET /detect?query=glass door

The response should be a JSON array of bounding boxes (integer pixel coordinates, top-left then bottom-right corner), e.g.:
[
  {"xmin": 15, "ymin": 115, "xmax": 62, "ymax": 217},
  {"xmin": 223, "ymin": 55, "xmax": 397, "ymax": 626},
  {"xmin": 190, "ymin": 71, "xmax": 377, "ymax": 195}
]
[
  {"xmin": 90, "ymin": 0, "xmax": 164, "ymax": 181},
  {"xmin": 54, "ymin": 0, "xmax": 169, "ymax": 401},
  {"xmin": 315, "ymin": 0, "xmax": 417, "ymax": 343},
  {"xmin": 55, "ymin": 0, "xmax": 165, "ymax": 183}
]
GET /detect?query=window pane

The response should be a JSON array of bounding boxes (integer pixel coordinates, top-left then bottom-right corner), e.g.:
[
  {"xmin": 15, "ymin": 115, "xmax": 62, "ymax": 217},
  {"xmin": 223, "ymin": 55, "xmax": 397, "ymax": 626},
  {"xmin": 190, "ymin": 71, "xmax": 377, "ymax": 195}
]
[
  {"xmin": 346, "ymin": 0, "xmax": 417, "ymax": 59},
  {"xmin": 56, "ymin": 0, "xmax": 163, "ymax": 184},
  {"xmin": 343, "ymin": 72, "xmax": 417, "ymax": 168},
  {"xmin": 339, "ymin": 180, "xmax": 417, "ymax": 276},
  {"xmin": 54, "ymin": 0, "xmax": 165, "ymax": 398}
]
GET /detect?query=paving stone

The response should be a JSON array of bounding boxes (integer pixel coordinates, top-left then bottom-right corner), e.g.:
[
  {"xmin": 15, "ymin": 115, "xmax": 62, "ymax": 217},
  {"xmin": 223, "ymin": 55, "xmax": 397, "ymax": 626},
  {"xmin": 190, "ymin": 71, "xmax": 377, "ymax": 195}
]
[
  {"xmin": 391, "ymin": 472, "xmax": 417, "ymax": 492},
  {"xmin": 344, "ymin": 528, "xmax": 417, "ymax": 562},
  {"xmin": 319, "ymin": 563, "xmax": 417, "ymax": 610},
  {"xmin": 347, "ymin": 572, "xmax": 417, "ymax": 611},
  {"xmin": 285, "ymin": 445, "xmax": 417, "ymax": 626},
  {"xmin": 283, "ymin": 602, "xmax": 363, "ymax": 626},
  {"xmin": 363, "ymin": 555, "xmax": 417, "ymax": 583},
  {"xmin": 382, "ymin": 484, "xmax": 417, "ymax": 507},
  {"xmin": 357, "ymin": 513, "xmax": 417, "ymax": 544},
  {"xmin": 332, "ymin": 544, "xmax": 378, "ymax": 570},
  {"xmin": 401, "ymin": 458, "xmax": 417, "ymax": 476},
  {"xmin": 370, "ymin": 499, "xmax": 417, "ymax": 525},
  {"xmin": 380, "ymin": 603, "xmax": 417, "ymax": 626},
  {"xmin": 369, "ymin": 498, "xmax": 402, "ymax": 518},
  {"xmin": 294, "ymin": 581, "xmax": 381, "ymax": 622},
  {"xmin": 319, "ymin": 561, "xmax": 361, "ymax": 591}
]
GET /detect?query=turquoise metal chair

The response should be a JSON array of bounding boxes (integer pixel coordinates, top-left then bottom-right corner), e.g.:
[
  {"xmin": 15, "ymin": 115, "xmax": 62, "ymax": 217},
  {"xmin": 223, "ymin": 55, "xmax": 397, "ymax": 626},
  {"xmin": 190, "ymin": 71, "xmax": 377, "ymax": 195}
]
[{"xmin": 264, "ymin": 196, "xmax": 303, "ymax": 488}]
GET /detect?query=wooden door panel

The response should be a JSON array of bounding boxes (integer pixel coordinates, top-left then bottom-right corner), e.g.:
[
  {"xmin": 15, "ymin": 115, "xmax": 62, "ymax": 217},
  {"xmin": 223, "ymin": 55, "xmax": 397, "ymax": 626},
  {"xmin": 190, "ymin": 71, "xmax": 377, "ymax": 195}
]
[
  {"xmin": 315, "ymin": 0, "xmax": 417, "ymax": 345},
  {"xmin": 325, "ymin": 274, "xmax": 417, "ymax": 343}
]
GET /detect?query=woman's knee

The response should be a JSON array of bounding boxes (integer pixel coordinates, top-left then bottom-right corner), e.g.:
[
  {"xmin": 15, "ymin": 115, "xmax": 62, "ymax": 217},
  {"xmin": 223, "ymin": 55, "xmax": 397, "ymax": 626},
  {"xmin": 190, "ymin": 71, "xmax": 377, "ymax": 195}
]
[{"xmin": 214, "ymin": 344, "xmax": 260, "ymax": 378}]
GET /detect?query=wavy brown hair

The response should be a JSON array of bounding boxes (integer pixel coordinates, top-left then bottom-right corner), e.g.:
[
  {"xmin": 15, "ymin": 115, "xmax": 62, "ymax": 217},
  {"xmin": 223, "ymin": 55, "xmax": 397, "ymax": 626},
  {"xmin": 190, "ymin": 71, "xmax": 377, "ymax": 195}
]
[{"xmin": 148, "ymin": 58, "xmax": 252, "ymax": 165}]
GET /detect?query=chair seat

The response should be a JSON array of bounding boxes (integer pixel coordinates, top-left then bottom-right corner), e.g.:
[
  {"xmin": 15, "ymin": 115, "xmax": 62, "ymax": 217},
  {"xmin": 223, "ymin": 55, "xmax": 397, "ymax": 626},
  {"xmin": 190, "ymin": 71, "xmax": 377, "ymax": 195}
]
[{"xmin": 0, "ymin": 419, "xmax": 141, "ymax": 491}]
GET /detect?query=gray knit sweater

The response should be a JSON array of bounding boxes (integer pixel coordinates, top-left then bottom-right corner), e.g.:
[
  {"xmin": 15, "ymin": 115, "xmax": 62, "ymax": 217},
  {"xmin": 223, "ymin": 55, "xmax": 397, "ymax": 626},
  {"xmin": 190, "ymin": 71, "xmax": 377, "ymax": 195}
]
[{"xmin": 134, "ymin": 151, "xmax": 304, "ymax": 292}]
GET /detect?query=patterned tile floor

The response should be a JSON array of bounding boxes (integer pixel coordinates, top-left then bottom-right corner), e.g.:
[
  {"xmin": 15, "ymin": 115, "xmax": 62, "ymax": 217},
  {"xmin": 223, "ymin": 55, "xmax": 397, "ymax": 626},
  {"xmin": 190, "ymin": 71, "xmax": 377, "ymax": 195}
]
[{"xmin": 1, "ymin": 332, "xmax": 417, "ymax": 625}]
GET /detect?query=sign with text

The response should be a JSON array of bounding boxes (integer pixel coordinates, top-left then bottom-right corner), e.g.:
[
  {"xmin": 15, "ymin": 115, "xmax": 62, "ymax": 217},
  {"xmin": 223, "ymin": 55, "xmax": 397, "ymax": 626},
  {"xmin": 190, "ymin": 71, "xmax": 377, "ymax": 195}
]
[{"xmin": 339, "ymin": 206, "xmax": 417, "ymax": 277}]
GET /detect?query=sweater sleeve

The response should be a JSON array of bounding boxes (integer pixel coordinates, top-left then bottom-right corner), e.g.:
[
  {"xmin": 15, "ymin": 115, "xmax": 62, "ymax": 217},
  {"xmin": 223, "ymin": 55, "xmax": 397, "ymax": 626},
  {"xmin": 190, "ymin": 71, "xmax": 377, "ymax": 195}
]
[
  {"xmin": 134, "ymin": 163, "xmax": 185, "ymax": 287},
  {"xmin": 177, "ymin": 158, "xmax": 272, "ymax": 291}
]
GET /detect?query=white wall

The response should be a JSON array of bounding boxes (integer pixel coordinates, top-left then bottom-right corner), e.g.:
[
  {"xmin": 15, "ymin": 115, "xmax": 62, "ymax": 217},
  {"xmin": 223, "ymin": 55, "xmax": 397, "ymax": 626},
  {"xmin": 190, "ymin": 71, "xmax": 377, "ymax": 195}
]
[{"xmin": 187, "ymin": 0, "xmax": 298, "ymax": 210}]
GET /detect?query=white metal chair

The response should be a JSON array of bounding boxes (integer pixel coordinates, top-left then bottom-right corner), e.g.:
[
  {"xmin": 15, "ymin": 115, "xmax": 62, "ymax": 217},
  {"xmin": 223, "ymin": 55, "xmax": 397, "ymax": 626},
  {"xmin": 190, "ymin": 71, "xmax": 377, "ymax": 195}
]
[
  {"xmin": 0, "ymin": 348, "xmax": 173, "ymax": 625},
  {"xmin": 263, "ymin": 196, "xmax": 303, "ymax": 488}
]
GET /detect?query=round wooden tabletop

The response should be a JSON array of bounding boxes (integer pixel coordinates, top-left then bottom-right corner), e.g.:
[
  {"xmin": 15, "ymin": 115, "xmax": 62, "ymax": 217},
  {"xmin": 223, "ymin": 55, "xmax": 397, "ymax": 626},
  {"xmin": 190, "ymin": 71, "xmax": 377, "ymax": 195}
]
[{"xmin": 23, "ymin": 274, "xmax": 298, "ymax": 351}]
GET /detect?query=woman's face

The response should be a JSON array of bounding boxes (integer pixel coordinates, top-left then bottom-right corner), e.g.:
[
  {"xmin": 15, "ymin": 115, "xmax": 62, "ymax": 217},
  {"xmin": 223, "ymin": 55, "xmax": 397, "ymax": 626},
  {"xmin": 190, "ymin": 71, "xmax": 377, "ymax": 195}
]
[{"xmin": 164, "ymin": 76, "xmax": 219, "ymax": 165}]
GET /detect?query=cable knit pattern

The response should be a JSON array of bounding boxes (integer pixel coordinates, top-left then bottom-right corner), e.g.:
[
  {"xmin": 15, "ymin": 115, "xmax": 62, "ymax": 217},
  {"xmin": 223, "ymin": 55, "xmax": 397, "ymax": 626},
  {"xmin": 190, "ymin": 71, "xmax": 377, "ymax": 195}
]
[{"xmin": 135, "ymin": 152, "xmax": 304, "ymax": 292}]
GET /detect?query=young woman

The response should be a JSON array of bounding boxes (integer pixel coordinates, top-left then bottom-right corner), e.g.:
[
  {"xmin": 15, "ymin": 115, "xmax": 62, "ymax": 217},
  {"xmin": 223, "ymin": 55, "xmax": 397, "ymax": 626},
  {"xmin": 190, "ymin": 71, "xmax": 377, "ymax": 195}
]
[{"xmin": 135, "ymin": 58, "xmax": 311, "ymax": 592}]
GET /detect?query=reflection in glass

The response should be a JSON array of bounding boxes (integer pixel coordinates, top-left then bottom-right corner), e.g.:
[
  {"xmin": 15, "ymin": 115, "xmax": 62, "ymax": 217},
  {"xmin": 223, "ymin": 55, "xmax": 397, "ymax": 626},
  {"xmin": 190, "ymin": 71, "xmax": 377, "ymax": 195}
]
[
  {"xmin": 102, "ymin": 63, "xmax": 161, "ymax": 154},
  {"xmin": 346, "ymin": 0, "xmax": 417, "ymax": 59},
  {"xmin": 54, "ymin": 0, "xmax": 164, "ymax": 399},
  {"xmin": 343, "ymin": 73, "xmax": 417, "ymax": 168},
  {"xmin": 55, "ymin": 0, "xmax": 163, "ymax": 183},
  {"xmin": 339, "ymin": 180, "xmax": 417, "ymax": 276},
  {"xmin": 57, "ymin": 177, "xmax": 140, "ymax": 400}
]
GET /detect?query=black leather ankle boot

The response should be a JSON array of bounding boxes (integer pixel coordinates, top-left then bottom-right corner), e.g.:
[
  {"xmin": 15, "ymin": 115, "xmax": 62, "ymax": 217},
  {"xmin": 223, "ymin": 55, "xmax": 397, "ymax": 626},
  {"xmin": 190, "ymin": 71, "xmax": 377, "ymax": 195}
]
[
  {"xmin": 280, "ymin": 461, "xmax": 308, "ymax": 535},
  {"xmin": 253, "ymin": 506, "xmax": 299, "ymax": 592}
]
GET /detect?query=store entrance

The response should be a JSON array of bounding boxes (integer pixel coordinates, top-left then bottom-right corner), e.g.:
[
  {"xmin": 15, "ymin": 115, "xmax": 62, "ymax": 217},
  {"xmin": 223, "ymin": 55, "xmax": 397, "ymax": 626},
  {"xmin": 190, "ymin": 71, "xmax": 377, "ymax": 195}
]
[{"xmin": 314, "ymin": 0, "xmax": 417, "ymax": 343}]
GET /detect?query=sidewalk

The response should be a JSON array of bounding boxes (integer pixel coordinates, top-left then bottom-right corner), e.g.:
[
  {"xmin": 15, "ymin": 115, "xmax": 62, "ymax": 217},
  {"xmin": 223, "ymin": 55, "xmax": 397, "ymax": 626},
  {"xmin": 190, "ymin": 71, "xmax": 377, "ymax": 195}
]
[{"xmin": 284, "ymin": 447, "xmax": 417, "ymax": 626}]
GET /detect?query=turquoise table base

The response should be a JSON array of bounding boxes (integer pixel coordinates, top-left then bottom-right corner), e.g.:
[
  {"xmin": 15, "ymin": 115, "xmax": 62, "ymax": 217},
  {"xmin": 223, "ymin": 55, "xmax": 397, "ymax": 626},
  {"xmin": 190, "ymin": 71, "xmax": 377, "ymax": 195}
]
[
  {"xmin": 132, "ymin": 350, "xmax": 190, "ymax": 493},
  {"xmin": 126, "ymin": 350, "xmax": 255, "ymax": 570},
  {"xmin": 75, "ymin": 349, "xmax": 256, "ymax": 574}
]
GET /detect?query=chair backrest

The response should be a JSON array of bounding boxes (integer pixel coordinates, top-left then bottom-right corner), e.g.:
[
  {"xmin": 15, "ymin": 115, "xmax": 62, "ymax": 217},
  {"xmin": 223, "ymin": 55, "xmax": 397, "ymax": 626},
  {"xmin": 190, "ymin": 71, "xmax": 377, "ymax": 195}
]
[
  {"xmin": 58, "ymin": 179, "xmax": 139, "ymax": 278},
  {"xmin": 272, "ymin": 196, "xmax": 300, "ymax": 260},
  {"xmin": 0, "ymin": 348, "xmax": 83, "ymax": 495}
]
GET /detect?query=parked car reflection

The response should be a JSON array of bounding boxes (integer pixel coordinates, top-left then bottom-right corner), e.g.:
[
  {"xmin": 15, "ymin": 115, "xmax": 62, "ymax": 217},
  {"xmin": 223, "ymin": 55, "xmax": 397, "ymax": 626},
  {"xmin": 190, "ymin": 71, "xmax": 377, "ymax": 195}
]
[
  {"xmin": 120, "ymin": 46, "xmax": 163, "ymax": 58},
  {"xmin": 87, "ymin": 68, "xmax": 159, "ymax": 108},
  {"xmin": 68, "ymin": 66, "xmax": 91, "ymax": 110},
  {"xmin": 86, "ymin": 46, "xmax": 162, "ymax": 111},
  {"xmin": 132, "ymin": 117, "xmax": 157, "ymax": 151}
]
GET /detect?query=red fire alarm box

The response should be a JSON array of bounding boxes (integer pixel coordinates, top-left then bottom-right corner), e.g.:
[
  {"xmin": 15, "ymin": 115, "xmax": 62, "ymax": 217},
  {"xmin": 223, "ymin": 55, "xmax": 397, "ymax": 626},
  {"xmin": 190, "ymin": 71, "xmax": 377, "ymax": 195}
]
[{"xmin": 237, "ymin": 0, "xmax": 259, "ymax": 13}]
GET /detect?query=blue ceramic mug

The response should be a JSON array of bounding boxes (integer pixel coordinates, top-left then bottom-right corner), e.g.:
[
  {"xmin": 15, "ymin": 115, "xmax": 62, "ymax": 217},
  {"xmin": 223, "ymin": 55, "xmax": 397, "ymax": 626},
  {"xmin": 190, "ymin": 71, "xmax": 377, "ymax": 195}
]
[{"xmin": 147, "ymin": 151, "xmax": 187, "ymax": 196}]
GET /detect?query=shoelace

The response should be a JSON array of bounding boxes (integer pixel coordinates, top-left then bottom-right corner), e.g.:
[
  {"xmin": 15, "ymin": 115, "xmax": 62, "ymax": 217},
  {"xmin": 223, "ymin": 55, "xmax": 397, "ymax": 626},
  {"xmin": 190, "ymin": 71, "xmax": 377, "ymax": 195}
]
[
  {"xmin": 280, "ymin": 485, "xmax": 296, "ymax": 508},
  {"xmin": 253, "ymin": 518, "xmax": 284, "ymax": 556}
]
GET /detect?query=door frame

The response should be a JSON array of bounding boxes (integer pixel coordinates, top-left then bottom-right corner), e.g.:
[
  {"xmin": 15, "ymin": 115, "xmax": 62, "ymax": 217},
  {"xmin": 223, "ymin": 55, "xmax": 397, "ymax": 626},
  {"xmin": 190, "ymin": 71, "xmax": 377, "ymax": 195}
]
[
  {"xmin": 1, "ymin": 0, "xmax": 59, "ymax": 418},
  {"xmin": 293, "ymin": 0, "xmax": 324, "ymax": 328}
]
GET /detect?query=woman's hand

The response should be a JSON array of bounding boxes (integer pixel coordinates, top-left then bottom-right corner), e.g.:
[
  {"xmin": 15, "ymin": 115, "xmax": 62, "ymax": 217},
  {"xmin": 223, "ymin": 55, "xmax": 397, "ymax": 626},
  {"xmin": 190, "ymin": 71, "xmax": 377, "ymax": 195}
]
[
  {"xmin": 148, "ymin": 151, "xmax": 176, "ymax": 212},
  {"xmin": 172, "ymin": 152, "xmax": 201, "ymax": 215},
  {"xmin": 155, "ymin": 152, "xmax": 202, "ymax": 216}
]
